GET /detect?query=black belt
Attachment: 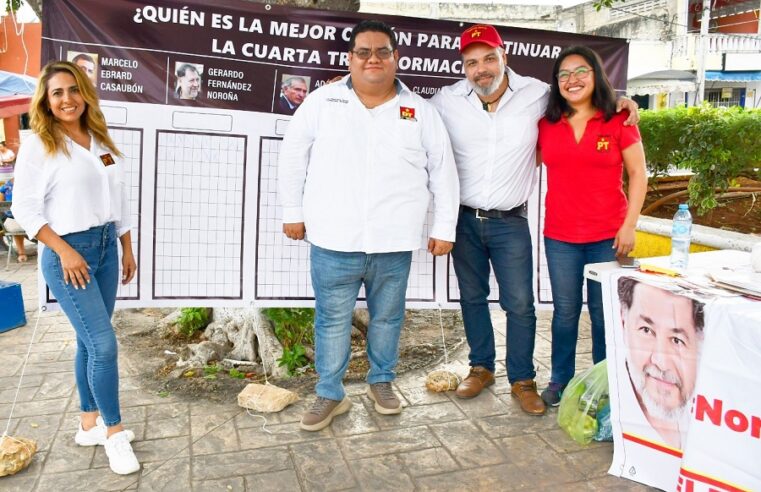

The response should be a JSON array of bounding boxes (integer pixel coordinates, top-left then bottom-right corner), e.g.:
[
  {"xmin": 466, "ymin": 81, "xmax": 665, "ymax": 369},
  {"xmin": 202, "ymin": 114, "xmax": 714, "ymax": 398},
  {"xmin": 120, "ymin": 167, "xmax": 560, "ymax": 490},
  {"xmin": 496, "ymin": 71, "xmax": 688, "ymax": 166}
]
[{"xmin": 461, "ymin": 203, "xmax": 527, "ymax": 219}]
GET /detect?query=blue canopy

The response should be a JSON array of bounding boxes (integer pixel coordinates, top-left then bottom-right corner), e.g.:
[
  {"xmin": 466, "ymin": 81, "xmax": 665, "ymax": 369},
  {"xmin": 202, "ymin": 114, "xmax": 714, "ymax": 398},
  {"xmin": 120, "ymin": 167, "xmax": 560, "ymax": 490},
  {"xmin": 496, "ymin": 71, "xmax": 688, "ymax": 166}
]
[
  {"xmin": 0, "ymin": 70, "xmax": 36, "ymax": 96},
  {"xmin": 705, "ymin": 71, "xmax": 761, "ymax": 82}
]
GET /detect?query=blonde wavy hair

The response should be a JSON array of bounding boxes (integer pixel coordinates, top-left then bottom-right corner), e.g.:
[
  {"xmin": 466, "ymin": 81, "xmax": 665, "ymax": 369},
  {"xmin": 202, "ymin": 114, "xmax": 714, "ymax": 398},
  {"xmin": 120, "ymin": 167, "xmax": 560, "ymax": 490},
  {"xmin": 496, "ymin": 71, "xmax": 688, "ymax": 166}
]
[{"xmin": 29, "ymin": 60, "xmax": 121, "ymax": 157}]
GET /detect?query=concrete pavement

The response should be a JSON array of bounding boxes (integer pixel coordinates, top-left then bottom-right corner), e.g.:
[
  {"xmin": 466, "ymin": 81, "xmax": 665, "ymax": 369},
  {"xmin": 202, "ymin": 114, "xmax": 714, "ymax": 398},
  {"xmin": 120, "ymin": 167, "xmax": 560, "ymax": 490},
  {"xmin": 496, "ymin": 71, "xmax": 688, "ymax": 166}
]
[{"xmin": 0, "ymin": 258, "xmax": 652, "ymax": 491}]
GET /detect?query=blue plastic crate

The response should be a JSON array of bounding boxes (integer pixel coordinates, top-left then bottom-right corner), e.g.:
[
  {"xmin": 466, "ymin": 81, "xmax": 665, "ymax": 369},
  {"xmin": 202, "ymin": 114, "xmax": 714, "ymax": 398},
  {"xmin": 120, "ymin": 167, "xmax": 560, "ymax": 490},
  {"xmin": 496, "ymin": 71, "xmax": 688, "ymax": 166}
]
[{"xmin": 0, "ymin": 281, "xmax": 26, "ymax": 333}]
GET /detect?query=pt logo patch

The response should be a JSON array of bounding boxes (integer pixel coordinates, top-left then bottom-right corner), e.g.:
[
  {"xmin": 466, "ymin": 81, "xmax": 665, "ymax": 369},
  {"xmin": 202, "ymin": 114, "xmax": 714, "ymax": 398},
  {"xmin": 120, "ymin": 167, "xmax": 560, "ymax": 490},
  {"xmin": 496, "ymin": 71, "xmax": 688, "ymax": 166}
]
[
  {"xmin": 596, "ymin": 136, "xmax": 610, "ymax": 152},
  {"xmin": 400, "ymin": 106, "xmax": 416, "ymax": 121}
]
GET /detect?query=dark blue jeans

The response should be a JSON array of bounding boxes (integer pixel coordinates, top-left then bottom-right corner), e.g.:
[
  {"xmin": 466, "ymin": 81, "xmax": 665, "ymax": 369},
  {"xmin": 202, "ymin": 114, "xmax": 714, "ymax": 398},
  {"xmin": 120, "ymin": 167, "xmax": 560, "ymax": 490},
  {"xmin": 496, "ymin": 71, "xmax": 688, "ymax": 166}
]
[
  {"xmin": 451, "ymin": 210, "xmax": 537, "ymax": 383},
  {"xmin": 41, "ymin": 223, "xmax": 122, "ymax": 426},
  {"xmin": 544, "ymin": 236, "xmax": 616, "ymax": 386}
]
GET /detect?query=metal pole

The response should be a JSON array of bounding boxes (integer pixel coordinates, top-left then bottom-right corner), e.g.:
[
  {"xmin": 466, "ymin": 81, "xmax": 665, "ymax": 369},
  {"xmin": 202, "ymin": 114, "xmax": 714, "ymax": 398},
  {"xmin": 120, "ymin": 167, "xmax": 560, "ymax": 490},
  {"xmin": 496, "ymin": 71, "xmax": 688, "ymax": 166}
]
[{"xmin": 695, "ymin": 0, "xmax": 711, "ymax": 104}]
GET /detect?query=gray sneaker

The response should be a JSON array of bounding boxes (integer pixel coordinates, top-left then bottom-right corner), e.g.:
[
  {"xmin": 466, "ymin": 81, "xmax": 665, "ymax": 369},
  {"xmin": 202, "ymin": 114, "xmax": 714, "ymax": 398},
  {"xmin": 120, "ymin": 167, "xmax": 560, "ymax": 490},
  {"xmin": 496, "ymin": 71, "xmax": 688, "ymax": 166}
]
[
  {"xmin": 300, "ymin": 396, "xmax": 352, "ymax": 432},
  {"xmin": 367, "ymin": 382, "xmax": 402, "ymax": 415}
]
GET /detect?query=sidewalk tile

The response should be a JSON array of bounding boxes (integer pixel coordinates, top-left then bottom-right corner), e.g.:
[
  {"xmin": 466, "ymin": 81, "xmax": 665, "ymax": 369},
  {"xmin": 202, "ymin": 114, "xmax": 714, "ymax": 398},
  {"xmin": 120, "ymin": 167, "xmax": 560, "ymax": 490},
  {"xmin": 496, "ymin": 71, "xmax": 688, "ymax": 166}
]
[
  {"xmin": 429, "ymin": 420, "xmax": 505, "ymax": 468},
  {"xmin": 396, "ymin": 385, "xmax": 450, "ymax": 406},
  {"xmin": 37, "ymin": 468, "xmax": 137, "ymax": 491},
  {"xmin": 191, "ymin": 447, "xmax": 292, "ymax": 481},
  {"xmin": 397, "ymin": 447, "xmax": 460, "ymax": 477},
  {"xmin": 291, "ymin": 440, "xmax": 356, "ymax": 491},
  {"xmin": 192, "ymin": 419, "xmax": 240, "ymax": 455},
  {"xmin": 0, "ymin": 397, "xmax": 69, "ymax": 419},
  {"xmin": 137, "ymin": 457, "xmax": 190, "ymax": 491},
  {"xmin": 338, "ymin": 427, "xmax": 439, "ymax": 459},
  {"xmin": 413, "ymin": 463, "xmax": 513, "ymax": 491},
  {"xmin": 243, "ymin": 469, "xmax": 301, "ymax": 492},
  {"xmin": 144, "ymin": 415, "xmax": 190, "ymax": 440},
  {"xmin": 564, "ymin": 444, "xmax": 617, "ymax": 479},
  {"xmin": 474, "ymin": 408, "xmax": 558, "ymax": 438},
  {"xmin": 493, "ymin": 434, "xmax": 583, "ymax": 486},
  {"xmin": 193, "ymin": 476, "xmax": 245, "ymax": 492},
  {"xmin": 538, "ymin": 428, "xmax": 609, "ymax": 454},
  {"xmin": 238, "ymin": 421, "xmax": 331, "ymax": 450},
  {"xmin": 371, "ymin": 399, "xmax": 465, "ymax": 430},
  {"xmin": 349, "ymin": 454, "xmax": 414, "ymax": 491},
  {"xmin": 330, "ymin": 395, "xmax": 380, "ymax": 437},
  {"xmin": 452, "ymin": 388, "xmax": 509, "ymax": 418}
]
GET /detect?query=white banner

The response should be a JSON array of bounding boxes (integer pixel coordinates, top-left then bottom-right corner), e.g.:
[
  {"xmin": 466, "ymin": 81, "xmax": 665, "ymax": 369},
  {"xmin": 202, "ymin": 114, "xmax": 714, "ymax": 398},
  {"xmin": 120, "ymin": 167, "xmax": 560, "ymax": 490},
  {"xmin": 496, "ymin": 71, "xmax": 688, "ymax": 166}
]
[{"xmin": 593, "ymin": 251, "xmax": 761, "ymax": 492}]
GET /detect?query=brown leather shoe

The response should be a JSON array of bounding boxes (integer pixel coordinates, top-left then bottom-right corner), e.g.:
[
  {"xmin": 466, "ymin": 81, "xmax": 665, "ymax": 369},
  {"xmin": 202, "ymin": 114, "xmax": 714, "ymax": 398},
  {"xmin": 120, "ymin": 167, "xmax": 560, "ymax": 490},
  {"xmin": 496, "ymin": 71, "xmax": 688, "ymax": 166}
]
[
  {"xmin": 455, "ymin": 366, "xmax": 495, "ymax": 399},
  {"xmin": 510, "ymin": 379, "xmax": 546, "ymax": 416}
]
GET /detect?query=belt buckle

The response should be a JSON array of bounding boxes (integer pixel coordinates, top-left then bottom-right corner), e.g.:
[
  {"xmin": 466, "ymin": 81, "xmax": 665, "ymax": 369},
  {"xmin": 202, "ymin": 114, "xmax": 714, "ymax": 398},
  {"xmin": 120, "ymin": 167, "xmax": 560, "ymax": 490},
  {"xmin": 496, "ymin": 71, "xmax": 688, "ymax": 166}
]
[{"xmin": 475, "ymin": 208, "xmax": 487, "ymax": 220}]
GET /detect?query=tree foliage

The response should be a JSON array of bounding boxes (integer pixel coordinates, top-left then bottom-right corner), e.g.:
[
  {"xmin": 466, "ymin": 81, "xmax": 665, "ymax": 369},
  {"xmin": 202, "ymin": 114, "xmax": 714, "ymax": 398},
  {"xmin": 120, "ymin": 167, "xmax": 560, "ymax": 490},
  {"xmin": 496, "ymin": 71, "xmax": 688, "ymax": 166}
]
[
  {"xmin": 639, "ymin": 105, "xmax": 761, "ymax": 214},
  {"xmin": 592, "ymin": 0, "xmax": 625, "ymax": 11}
]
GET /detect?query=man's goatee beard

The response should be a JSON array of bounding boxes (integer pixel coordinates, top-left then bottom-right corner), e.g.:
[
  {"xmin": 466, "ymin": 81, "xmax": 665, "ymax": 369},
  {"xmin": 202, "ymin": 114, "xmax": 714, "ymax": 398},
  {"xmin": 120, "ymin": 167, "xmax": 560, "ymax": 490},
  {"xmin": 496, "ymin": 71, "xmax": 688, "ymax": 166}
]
[{"xmin": 472, "ymin": 70, "xmax": 505, "ymax": 97}]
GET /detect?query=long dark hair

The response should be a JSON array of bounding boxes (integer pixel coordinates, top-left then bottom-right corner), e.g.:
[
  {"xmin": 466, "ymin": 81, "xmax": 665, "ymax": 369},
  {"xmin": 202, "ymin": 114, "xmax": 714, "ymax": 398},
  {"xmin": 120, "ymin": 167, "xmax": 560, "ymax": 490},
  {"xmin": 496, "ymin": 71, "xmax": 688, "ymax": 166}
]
[{"xmin": 545, "ymin": 45, "xmax": 617, "ymax": 123}]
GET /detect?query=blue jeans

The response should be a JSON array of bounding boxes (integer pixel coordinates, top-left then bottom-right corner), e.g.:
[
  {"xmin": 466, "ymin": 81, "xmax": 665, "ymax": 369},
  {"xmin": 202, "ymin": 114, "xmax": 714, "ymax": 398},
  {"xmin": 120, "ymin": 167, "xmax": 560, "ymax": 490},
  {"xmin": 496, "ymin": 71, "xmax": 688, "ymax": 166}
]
[
  {"xmin": 310, "ymin": 245, "xmax": 412, "ymax": 401},
  {"xmin": 41, "ymin": 223, "xmax": 122, "ymax": 426},
  {"xmin": 451, "ymin": 210, "xmax": 537, "ymax": 383},
  {"xmin": 544, "ymin": 236, "xmax": 616, "ymax": 386}
]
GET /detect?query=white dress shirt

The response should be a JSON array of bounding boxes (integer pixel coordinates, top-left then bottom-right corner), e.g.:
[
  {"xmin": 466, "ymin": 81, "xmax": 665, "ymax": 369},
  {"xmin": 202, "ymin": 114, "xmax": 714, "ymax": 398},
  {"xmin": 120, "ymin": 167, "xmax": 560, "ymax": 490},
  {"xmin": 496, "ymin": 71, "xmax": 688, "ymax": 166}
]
[
  {"xmin": 430, "ymin": 67, "xmax": 548, "ymax": 211},
  {"xmin": 11, "ymin": 133, "xmax": 131, "ymax": 239},
  {"xmin": 278, "ymin": 75, "xmax": 460, "ymax": 254}
]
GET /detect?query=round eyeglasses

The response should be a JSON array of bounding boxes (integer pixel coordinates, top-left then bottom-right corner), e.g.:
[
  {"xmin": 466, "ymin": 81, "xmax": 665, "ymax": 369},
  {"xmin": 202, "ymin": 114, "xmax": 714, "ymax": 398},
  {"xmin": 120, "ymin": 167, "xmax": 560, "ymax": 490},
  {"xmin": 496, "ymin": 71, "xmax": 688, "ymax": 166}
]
[{"xmin": 557, "ymin": 66, "xmax": 593, "ymax": 82}]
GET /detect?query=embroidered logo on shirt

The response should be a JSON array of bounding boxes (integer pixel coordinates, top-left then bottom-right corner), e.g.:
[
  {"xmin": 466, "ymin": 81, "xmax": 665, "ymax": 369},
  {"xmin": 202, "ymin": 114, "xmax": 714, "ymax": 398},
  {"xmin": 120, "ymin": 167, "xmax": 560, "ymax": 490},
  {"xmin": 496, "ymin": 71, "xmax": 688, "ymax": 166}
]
[
  {"xmin": 400, "ymin": 106, "xmax": 416, "ymax": 121},
  {"xmin": 596, "ymin": 136, "xmax": 611, "ymax": 152},
  {"xmin": 326, "ymin": 98, "xmax": 349, "ymax": 104},
  {"xmin": 100, "ymin": 153, "xmax": 115, "ymax": 166}
]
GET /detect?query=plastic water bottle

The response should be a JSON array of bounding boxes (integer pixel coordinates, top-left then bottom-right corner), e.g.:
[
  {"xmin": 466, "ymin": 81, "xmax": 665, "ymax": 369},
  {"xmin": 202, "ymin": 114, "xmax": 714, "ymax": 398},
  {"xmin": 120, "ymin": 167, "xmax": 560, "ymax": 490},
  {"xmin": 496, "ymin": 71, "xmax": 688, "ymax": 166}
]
[{"xmin": 670, "ymin": 203, "xmax": 692, "ymax": 271}]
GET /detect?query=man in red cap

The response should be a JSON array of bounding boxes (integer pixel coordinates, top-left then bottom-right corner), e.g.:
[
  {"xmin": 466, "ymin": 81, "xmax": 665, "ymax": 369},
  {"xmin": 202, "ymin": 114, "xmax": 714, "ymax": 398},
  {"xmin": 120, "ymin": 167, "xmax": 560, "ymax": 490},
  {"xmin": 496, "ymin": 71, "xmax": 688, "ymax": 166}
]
[{"xmin": 430, "ymin": 24, "xmax": 639, "ymax": 416}]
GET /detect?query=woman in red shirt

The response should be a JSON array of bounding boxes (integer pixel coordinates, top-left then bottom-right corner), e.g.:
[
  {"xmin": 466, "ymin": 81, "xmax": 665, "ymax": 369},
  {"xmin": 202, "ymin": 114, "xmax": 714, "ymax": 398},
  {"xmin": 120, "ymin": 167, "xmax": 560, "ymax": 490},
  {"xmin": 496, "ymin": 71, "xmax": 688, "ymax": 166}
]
[{"xmin": 537, "ymin": 46, "xmax": 647, "ymax": 406}]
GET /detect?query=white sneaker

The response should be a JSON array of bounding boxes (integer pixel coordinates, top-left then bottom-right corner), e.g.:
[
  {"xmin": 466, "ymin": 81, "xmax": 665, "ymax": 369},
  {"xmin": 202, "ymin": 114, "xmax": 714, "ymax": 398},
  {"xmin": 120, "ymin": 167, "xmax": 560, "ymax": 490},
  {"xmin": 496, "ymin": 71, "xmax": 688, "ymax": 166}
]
[
  {"xmin": 104, "ymin": 430, "xmax": 141, "ymax": 475},
  {"xmin": 75, "ymin": 416, "xmax": 135, "ymax": 446}
]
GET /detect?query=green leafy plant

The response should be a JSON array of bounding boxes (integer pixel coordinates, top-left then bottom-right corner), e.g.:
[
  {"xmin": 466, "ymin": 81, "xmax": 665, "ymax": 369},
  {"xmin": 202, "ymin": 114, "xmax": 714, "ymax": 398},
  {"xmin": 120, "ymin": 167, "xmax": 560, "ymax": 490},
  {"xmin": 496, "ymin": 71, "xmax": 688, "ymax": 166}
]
[
  {"xmin": 262, "ymin": 308, "xmax": 315, "ymax": 376},
  {"xmin": 639, "ymin": 106, "xmax": 761, "ymax": 215},
  {"xmin": 176, "ymin": 307, "xmax": 211, "ymax": 337},
  {"xmin": 277, "ymin": 344, "xmax": 309, "ymax": 376},
  {"xmin": 203, "ymin": 363, "xmax": 220, "ymax": 380},
  {"xmin": 228, "ymin": 368, "xmax": 246, "ymax": 379}
]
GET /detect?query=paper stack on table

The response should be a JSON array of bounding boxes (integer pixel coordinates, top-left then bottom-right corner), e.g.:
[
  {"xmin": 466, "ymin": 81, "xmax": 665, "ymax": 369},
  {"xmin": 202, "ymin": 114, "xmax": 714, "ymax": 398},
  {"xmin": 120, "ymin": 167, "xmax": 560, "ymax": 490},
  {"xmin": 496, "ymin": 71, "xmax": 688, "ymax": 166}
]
[{"xmin": 707, "ymin": 270, "xmax": 761, "ymax": 298}]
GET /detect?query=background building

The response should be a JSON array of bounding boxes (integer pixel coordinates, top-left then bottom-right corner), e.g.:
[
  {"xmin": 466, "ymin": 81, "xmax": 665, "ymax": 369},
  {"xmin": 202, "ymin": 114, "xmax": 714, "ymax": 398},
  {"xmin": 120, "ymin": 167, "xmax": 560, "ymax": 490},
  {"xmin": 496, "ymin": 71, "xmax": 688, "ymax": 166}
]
[{"xmin": 362, "ymin": 0, "xmax": 761, "ymax": 109}]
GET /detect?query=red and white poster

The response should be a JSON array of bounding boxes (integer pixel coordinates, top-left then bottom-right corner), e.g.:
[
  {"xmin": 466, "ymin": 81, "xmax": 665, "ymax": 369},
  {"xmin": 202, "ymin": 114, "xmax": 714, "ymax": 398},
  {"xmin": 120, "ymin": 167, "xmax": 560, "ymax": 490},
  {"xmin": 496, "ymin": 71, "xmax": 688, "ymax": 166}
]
[{"xmin": 597, "ymin": 252, "xmax": 761, "ymax": 492}]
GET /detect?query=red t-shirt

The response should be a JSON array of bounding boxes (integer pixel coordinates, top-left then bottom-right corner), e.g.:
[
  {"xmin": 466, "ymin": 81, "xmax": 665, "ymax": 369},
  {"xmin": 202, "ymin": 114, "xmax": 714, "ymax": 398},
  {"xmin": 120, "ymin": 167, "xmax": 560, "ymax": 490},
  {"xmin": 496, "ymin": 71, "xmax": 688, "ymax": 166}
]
[{"xmin": 538, "ymin": 110, "xmax": 641, "ymax": 243}]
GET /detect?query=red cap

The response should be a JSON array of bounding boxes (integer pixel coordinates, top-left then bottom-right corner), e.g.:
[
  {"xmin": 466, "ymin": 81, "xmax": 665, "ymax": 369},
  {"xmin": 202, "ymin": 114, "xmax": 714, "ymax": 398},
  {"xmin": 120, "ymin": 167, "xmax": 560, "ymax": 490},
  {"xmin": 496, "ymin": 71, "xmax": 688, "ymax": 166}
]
[{"xmin": 459, "ymin": 24, "xmax": 504, "ymax": 53}]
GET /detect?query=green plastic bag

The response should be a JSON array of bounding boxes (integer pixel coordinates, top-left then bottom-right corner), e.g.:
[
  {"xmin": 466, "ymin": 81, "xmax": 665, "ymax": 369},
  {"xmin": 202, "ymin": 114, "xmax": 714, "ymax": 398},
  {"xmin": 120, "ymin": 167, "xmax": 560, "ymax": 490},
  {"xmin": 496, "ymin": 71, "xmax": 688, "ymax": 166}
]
[{"xmin": 557, "ymin": 359, "xmax": 609, "ymax": 445}]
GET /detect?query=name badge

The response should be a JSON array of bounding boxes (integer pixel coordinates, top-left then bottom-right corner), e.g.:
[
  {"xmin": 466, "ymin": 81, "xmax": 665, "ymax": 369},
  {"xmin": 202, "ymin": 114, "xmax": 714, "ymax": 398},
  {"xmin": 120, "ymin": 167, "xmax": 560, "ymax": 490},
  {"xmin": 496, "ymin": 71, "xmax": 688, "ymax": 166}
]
[
  {"xmin": 100, "ymin": 153, "xmax": 115, "ymax": 166},
  {"xmin": 400, "ymin": 106, "xmax": 416, "ymax": 121}
]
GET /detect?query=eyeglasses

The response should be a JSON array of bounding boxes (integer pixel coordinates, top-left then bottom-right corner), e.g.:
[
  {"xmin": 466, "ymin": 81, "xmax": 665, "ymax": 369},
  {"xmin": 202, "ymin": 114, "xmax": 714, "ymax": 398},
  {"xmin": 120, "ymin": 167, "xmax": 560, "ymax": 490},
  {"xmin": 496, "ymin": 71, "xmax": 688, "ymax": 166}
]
[
  {"xmin": 351, "ymin": 48, "xmax": 394, "ymax": 60},
  {"xmin": 557, "ymin": 66, "xmax": 593, "ymax": 82}
]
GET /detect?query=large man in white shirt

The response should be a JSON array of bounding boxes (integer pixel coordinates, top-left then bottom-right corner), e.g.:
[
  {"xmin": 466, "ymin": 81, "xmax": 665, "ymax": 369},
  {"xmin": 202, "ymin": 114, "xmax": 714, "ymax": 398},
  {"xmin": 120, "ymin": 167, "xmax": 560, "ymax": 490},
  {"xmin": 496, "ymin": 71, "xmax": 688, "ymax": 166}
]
[
  {"xmin": 279, "ymin": 20, "xmax": 460, "ymax": 432},
  {"xmin": 430, "ymin": 25, "xmax": 637, "ymax": 416}
]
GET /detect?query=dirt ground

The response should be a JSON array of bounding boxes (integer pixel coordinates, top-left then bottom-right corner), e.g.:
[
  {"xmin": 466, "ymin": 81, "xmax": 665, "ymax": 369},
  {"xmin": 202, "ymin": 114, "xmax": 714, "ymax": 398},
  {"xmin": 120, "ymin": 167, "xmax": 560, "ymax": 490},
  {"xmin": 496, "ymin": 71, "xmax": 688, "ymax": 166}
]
[
  {"xmin": 114, "ymin": 308, "xmax": 466, "ymax": 402},
  {"xmin": 643, "ymin": 176, "xmax": 761, "ymax": 235}
]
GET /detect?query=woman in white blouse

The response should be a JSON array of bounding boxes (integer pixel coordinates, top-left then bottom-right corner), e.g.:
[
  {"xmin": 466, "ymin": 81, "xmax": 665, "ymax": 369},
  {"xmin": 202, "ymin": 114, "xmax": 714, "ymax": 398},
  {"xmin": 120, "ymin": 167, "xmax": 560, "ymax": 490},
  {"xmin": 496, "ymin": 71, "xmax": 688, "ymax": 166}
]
[{"xmin": 11, "ymin": 61, "xmax": 140, "ymax": 475}]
